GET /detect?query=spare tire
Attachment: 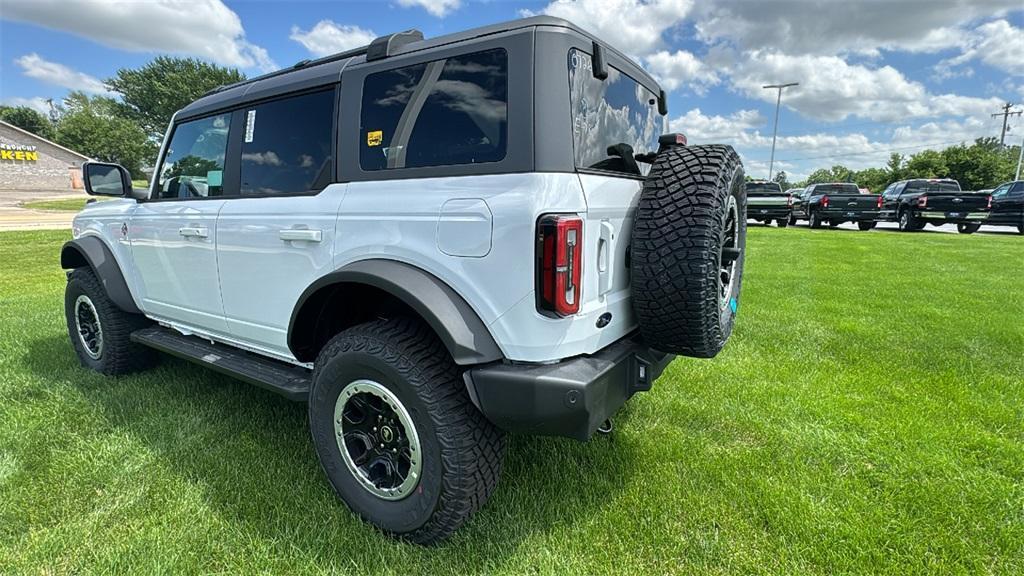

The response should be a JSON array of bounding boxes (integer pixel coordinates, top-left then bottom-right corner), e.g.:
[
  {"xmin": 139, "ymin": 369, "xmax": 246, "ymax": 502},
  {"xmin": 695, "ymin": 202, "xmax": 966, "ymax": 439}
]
[{"xmin": 629, "ymin": 145, "xmax": 746, "ymax": 358}]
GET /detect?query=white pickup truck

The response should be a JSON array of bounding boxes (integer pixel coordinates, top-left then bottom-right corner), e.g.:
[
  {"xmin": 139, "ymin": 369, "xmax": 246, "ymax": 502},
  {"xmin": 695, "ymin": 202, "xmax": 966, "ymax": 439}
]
[{"xmin": 61, "ymin": 16, "xmax": 747, "ymax": 543}]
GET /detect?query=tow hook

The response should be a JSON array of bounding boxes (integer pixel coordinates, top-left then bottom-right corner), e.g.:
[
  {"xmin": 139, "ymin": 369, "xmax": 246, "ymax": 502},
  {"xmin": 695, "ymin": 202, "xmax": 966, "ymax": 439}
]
[{"xmin": 597, "ymin": 419, "xmax": 614, "ymax": 435}]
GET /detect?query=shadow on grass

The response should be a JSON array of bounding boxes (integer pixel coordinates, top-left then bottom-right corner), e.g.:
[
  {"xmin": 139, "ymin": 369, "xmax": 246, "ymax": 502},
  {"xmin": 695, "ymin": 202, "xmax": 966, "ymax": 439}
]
[{"xmin": 23, "ymin": 334, "xmax": 636, "ymax": 568}]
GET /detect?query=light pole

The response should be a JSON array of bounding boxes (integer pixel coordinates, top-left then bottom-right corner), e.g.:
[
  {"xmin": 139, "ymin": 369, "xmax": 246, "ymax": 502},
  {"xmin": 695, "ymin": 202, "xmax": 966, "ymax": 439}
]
[{"xmin": 763, "ymin": 82, "xmax": 798, "ymax": 181}]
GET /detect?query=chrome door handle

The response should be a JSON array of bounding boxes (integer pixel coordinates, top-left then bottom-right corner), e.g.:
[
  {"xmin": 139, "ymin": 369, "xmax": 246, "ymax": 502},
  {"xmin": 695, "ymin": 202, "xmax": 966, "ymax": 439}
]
[
  {"xmin": 179, "ymin": 226, "xmax": 208, "ymax": 238},
  {"xmin": 279, "ymin": 229, "xmax": 323, "ymax": 242}
]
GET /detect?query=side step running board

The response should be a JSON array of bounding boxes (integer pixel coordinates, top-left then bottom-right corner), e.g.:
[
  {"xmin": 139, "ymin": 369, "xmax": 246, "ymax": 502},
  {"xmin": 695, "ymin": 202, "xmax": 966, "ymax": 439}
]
[{"xmin": 131, "ymin": 326, "xmax": 311, "ymax": 401}]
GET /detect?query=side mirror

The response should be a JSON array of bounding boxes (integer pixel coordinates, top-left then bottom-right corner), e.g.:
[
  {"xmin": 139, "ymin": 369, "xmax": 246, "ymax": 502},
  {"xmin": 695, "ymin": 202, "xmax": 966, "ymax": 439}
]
[{"xmin": 83, "ymin": 161, "xmax": 131, "ymax": 197}]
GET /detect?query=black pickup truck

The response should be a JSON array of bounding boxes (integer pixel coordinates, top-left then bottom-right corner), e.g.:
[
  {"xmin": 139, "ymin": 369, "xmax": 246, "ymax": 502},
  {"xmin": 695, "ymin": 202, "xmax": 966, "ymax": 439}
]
[
  {"xmin": 791, "ymin": 182, "xmax": 881, "ymax": 230},
  {"xmin": 746, "ymin": 180, "xmax": 792, "ymax": 227},
  {"xmin": 877, "ymin": 179, "xmax": 991, "ymax": 233},
  {"xmin": 986, "ymin": 180, "xmax": 1024, "ymax": 234}
]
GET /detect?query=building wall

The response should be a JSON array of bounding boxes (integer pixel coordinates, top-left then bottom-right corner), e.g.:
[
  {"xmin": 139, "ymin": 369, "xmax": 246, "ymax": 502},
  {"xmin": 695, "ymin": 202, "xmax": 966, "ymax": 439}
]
[{"xmin": 0, "ymin": 123, "xmax": 87, "ymax": 190}]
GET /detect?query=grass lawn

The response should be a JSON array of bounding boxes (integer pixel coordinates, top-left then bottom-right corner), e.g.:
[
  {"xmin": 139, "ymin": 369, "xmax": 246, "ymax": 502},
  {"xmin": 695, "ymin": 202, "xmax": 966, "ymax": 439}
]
[
  {"xmin": 0, "ymin": 227, "xmax": 1021, "ymax": 575},
  {"xmin": 20, "ymin": 198, "xmax": 114, "ymax": 212}
]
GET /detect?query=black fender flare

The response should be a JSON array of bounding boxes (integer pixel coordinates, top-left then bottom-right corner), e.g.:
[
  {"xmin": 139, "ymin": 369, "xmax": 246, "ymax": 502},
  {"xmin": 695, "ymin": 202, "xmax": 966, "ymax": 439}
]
[
  {"xmin": 60, "ymin": 236, "xmax": 141, "ymax": 315},
  {"xmin": 288, "ymin": 259, "xmax": 503, "ymax": 365}
]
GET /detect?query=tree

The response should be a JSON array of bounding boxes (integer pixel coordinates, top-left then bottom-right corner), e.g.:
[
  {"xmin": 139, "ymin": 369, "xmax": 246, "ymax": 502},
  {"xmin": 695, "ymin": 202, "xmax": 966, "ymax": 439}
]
[
  {"xmin": 53, "ymin": 92, "xmax": 157, "ymax": 178},
  {"xmin": 853, "ymin": 167, "xmax": 889, "ymax": 193},
  {"xmin": 885, "ymin": 153, "xmax": 905, "ymax": 182},
  {"xmin": 0, "ymin": 105, "xmax": 54, "ymax": 139},
  {"xmin": 942, "ymin": 139, "xmax": 1017, "ymax": 190},
  {"xmin": 772, "ymin": 170, "xmax": 790, "ymax": 190},
  {"xmin": 905, "ymin": 149, "xmax": 947, "ymax": 179},
  {"xmin": 106, "ymin": 56, "xmax": 245, "ymax": 138},
  {"xmin": 805, "ymin": 165, "xmax": 853, "ymax": 184}
]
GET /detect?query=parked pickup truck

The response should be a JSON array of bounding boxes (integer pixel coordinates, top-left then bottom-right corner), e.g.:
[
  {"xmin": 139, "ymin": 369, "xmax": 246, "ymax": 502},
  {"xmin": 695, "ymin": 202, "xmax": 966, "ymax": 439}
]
[
  {"xmin": 792, "ymin": 182, "xmax": 881, "ymax": 230},
  {"xmin": 986, "ymin": 180, "xmax": 1024, "ymax": 234},
  {"xmin": 878, "ymin": 179, "xmax": 991, "ymax": 233},
  {"xmin": 746, "ymin": 180, "xmax": 792, "ymax": 227}
]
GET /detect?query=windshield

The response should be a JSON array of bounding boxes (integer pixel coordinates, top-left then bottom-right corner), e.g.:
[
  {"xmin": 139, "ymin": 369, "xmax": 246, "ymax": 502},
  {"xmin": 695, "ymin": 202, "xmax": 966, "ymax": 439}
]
[
  {"xmin": 747, "ymin": 183, "xmax": 783, "ymax": 194},
  {"xmin": 905, "ymin": 180, "xmax": 961, "ymax": 193},
  {"xmin": 568, "ymin": 48, "xmax": 665, "ymax": 177},
  {"xmin": 812, "ymin": 184, "xmax": 861, "ymax": 195}
]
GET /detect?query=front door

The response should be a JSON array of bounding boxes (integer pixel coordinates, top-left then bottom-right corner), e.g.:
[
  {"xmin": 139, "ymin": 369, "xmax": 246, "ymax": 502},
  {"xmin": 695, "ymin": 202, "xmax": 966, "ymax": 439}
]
[
  {"xmin": 215, "ymin": 88, "xmax": 341, "ymax": 358},
  {"xmin": 129, "ymin": 112, "xmax": 235, "ymax": 335}
]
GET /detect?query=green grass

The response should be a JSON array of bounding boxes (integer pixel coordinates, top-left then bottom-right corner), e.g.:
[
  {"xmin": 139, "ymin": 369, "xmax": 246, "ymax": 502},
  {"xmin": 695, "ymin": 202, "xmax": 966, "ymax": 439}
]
[
  {"xmin": 20, "ymin": 198, "xmax": 97, "ymax": 212},
  {"xmin": 1, "ymin": 227, "xmax": 1021, "ymax": 575}
]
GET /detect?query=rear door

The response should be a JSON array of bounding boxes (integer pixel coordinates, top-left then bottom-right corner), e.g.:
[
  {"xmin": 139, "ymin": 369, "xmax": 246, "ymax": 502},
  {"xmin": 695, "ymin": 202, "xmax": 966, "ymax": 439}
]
[
  {"xmin": 130, "ymin": 112, "xmax": 235, "ymax": 334},
  {"xmin": 989, "ymin": 183, "xmax": 1018, "ymax": 225},
  {"xmin": 215, "ymin": 88, "xmax": 343, "ymax": 358},
  {"xmin": 567, "ymin": 48, "xmax": 665, "ymax": 344}
]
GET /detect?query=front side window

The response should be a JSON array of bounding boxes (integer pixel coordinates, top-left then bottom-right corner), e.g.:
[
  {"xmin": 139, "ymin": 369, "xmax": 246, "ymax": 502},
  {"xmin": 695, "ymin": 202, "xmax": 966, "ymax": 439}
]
[
  {"xmin": 991, "ymin": 184, "xmax": 1011, "ymax": 198},
  {"xmin": 156, "ymin": 113, "xmax": 230, "ymax": 199},
  {"xmin": 360, "ymin": 48, "xmax": 508, "ymax": 171},
  {"xmin": 241, "ymin": 89, "xmax": 335, "ymax": 195},
  {"xmin": 1011, "ymin": 182, "xmax": 1024, "ymax": 195},
  {"xmin": 568, "ymin": 49, "xmax": 665, "ymax": 177}
]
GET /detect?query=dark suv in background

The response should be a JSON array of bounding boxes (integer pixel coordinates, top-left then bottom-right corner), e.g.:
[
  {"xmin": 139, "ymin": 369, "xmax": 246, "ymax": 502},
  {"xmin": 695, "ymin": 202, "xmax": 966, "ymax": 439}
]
[{"xmin": 986, "ymin": 180, "xmax": 1024, "ymax": 234}]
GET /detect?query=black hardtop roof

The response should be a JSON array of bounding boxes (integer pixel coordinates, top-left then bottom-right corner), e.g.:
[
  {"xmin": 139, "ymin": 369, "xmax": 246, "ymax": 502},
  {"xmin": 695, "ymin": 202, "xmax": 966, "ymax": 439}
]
[{"xmin": 177, "ymin": 15, "xmax": 660, "ymax": 122}]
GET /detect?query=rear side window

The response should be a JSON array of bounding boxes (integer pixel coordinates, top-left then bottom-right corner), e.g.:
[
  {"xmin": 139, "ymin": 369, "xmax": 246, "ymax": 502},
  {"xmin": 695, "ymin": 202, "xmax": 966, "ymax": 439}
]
[
  {"xmin": 156, "ymin": 113, "xmax": 231, "ymax": 199},
  {"xmin": 360, "ymin": 48, "xmax": 508, "ymax": 171},
  {"xmin": 568, "ymin": 48, "xmax": 665, "ymax": 177},
  {"xmin": 747, "ymin": 183, "xmax": 783, "ymax": 194},
  {"xmin": 240, "ymin": 88, "xmax": 335, "ymax": 195},
  {"xmin": 904, "ymin": 180, "xmax": 960, "ymax": 192}
]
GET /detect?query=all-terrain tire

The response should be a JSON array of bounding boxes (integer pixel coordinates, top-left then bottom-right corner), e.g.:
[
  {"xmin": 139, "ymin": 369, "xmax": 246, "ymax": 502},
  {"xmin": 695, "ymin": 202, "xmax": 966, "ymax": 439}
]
[
  {"xmin": 630, "ymin": 144, "xmax": 745, "ymax": 358},
  {"xmin": 308, "ymin": 317, "xmax": 504, "ymax": 545},
  {"xmin": 858, "ymin": 221, "xmax": 877, "ymax": 231},
  {"xmin": 64, "ymin": 267, "xmax": 156, "ymax": 375},
  {"xmin": 957, "ymin": 223, "xmax": 980, "ymax": 234},
  {"xmin": 776, "ymin": 218, "xmax": 789, "ymax": 228}
]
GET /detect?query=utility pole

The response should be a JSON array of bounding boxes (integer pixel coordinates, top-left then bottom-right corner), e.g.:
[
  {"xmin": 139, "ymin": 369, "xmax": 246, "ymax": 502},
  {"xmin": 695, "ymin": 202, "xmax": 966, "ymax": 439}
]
[
  {"xmin": 1016, "ymin": 133, "xmax": 1023, "ymax": 181},
  {"xmin": 763, "ymin": 82, "xmax": 799, "ymax": 181},
  {"xmin": 991, "ymin": 102, "xmax": 1022, "ymax": 147}
]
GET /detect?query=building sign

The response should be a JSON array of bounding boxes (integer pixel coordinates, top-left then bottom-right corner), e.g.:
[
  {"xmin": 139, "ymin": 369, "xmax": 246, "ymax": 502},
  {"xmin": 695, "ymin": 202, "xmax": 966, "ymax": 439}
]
[{"xmin": 0, "ymin": 143, "xmax": 39, "ymax": 162}]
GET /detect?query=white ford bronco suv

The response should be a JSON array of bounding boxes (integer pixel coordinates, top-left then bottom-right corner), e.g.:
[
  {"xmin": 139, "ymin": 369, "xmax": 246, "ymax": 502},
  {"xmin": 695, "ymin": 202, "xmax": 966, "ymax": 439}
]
[{"xmin": 62, "ymin": 16, "xmax": 747, "ymax": 543}]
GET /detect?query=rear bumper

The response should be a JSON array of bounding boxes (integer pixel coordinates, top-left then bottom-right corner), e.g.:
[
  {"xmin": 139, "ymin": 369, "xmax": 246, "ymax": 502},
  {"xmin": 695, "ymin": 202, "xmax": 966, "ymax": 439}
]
[
  {"xmin": 819, "ymin": 209, "xmax": 879, "ymax": 221},
  {"xmin": 918, "ymin": 210, "xmax": 989, "ymax": 223},
  {"xmin": 748, "ymin": 207, "xmax": 791, "ymax": 219},
  {"xmin": 464, "ymin": 336, "xmax": 674, "ymax": 441}
]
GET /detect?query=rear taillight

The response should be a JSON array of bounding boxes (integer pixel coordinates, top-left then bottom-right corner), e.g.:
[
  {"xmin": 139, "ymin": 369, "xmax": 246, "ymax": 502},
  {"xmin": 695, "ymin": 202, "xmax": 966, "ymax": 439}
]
[
  {"xmin": 822, "ymin": 195, "xmax": 830, "ymax": 208},
  {"xmin": 987, "ymin": 195, "xmax": 993, "ymax": 210},
  {"xmin": 787, "ymin": 194, "xmax": 794, "ymax": 207},
  {"xmin": 537, "ymin": 214, "xmax": 583, "ymax": 317},
  {"xmin": 917, "ymin": 196, "xmax": 927, "ymax": 207},
  {"xmin": 876, "ymin": 195, "xmax": 884, "ymax": 209}
]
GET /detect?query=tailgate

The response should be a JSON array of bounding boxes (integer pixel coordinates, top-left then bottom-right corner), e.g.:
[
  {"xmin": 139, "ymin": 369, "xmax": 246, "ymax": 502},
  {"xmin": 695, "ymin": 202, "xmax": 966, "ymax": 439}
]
[
  {"xmin": 831, "ymin": 194, "xmax": 879, "ymax": 211},
  {"xmin": 924, "ymin": 194, "xmax": 988, "ymax": 211}
]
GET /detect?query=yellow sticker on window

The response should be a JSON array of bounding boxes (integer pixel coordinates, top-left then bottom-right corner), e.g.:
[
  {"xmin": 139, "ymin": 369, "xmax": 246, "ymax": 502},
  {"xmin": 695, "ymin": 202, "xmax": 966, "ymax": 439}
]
[{"xmin": 367, "ymin": 130, "xmax": 383, "ymax": 147}]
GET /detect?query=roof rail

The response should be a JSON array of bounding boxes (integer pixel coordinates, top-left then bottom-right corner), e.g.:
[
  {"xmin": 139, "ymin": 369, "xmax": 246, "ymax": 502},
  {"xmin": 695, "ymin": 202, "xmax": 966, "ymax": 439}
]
[{"xmin": 202, "ymin": 28, "xmax": 424, "ymax": 97}]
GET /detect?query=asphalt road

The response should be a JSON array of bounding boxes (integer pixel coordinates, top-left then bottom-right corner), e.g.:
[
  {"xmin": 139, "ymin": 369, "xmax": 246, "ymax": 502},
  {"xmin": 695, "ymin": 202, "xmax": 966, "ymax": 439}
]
[{"xmin": 0, "ymin": 189, "xmax": 84, "ymax": 232}]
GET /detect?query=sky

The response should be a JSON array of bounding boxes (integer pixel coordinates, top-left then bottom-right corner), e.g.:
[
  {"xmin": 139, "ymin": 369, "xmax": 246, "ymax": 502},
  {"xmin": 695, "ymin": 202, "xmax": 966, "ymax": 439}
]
[{"xmin": 1, "ymin": 0, "xmax": 1021, "ymax": 182}]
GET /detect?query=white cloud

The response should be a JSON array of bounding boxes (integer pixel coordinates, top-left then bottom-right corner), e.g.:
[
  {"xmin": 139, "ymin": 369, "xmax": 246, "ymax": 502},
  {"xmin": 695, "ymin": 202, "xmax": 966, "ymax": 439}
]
[
  {"xmin": 644, "ymin": 50, "xmax": 719, "ymax": 93},
  {"xmin": 1, "ymin": 96, "xmax": 53, "ymax": 115},
  {"xmin": 13, "ymin": 53, "xmax": 109, "ymax": 95},
  {"xmin": 1, "ymin": 0, "xmax": 276, "ymax": 72},
  {"xmin": 395, "ymin": 0, "xmax": 461, "ymax": 18},
  {"xmin": 722, "ymin": 50, "xmax": 1002, "ymax": 123},
  {"xmin": 692, "ymin": 0, "xmax": 1021, "ymax": 56},
  {"xmin": 669, "ymin": 108, "xmax": 763, "ymax": 141},
  {"xmin": 935, "ymin": 19, "xmax": 1024, "ymax": 78},
  {"xmin": 530, "ymin": 0, "xmax": 693, "ymax": 57},
  {"xmin": 290, "ymin": 21, "xmax": 377, "ymax": 57}
]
